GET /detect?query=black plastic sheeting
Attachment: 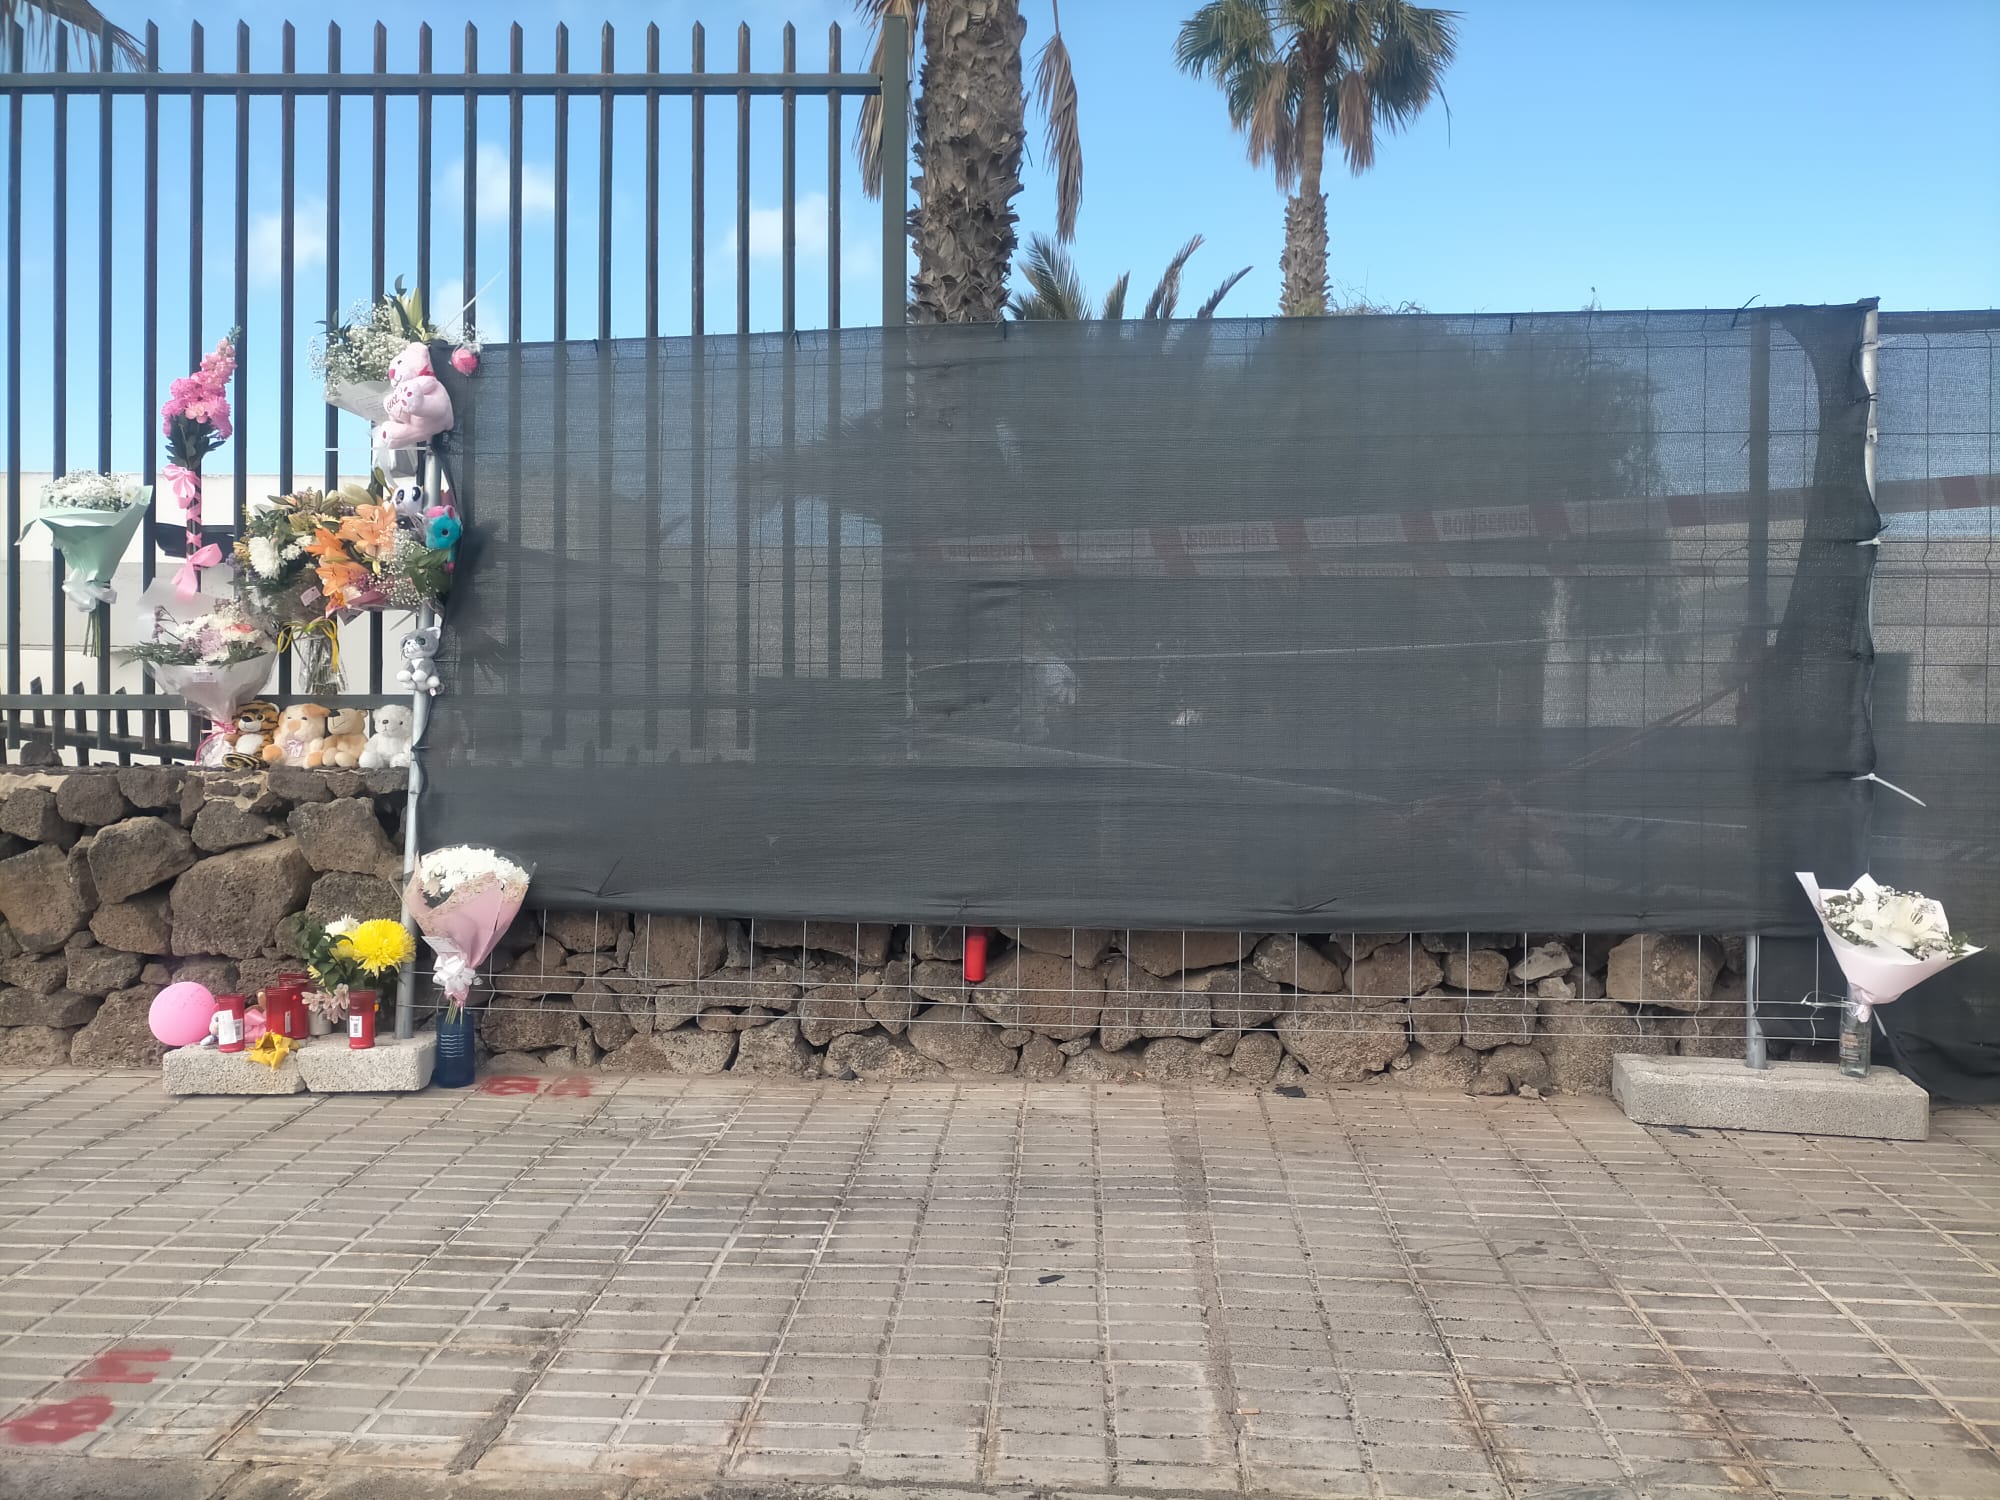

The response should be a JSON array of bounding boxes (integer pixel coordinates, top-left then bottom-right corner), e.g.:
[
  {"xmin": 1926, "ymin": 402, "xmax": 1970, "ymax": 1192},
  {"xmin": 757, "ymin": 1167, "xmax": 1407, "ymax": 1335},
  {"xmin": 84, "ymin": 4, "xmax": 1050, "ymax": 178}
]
[
  {"xmin": 428, "ymin": 308, "xmax": 1881, "ymax": 932},
  {"xmin": 1749, "ymin": 311, "xmax": 2000, "ymax": 1102}
]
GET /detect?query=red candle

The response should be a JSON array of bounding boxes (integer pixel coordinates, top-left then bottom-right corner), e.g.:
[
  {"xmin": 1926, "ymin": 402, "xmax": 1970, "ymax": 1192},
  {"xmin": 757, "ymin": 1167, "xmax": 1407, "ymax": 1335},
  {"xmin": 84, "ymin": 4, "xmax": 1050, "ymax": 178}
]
[
  {"xmin": 963, "ymin": 928, "xmax": 989, "ymax": 984},
  {"xmin": 263, "ymin": 981, "xmax": 307, "ymax": 1040},
  {"xmin": 214, "ymin": 994, "xmax": 246, "ymax": 1053},
  {"xmin": 347, "ymin": 990, "xmax": 377, "ymax": 1050}
]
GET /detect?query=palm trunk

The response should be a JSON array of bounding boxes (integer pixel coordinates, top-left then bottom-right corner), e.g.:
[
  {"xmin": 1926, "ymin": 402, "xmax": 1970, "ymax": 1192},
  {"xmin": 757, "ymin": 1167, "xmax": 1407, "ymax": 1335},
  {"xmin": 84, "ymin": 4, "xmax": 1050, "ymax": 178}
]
[
  {"xmin": 910, "ymin": 0, "xmax": 1028, "ymax": 324},
  {"xmin": 1280, "ymin": 70, "xmax": 1329, "ymax": 317}
]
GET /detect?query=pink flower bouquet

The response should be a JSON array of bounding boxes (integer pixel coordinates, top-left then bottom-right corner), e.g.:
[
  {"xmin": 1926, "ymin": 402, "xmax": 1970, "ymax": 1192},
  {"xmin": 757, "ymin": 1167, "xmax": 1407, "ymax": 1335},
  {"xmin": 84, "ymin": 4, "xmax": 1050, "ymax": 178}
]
[
  {"xmin": 161, "ymin": 331, "xmax": 238, "ymax": 601},
  {"xmin": 404, "ymin": 846, "xmax": 533, "ymax": 1018}
]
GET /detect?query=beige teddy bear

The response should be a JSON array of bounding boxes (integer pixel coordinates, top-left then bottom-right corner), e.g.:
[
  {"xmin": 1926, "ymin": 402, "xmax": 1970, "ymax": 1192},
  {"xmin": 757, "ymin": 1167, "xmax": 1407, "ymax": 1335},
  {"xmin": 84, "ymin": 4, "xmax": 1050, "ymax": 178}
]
[
  {"xmin": 264, "ymin": 704, "xmax": 330, "ymax": 767},
  {"xmin": 311, "ymin": 707, "xmax": 369, "ymax": 770}
]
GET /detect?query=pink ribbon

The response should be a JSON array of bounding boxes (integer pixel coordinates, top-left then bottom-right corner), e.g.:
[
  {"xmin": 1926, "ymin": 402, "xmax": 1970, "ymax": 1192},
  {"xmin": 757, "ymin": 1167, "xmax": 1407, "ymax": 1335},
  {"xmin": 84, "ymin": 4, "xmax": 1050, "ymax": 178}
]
[
  {"xmin": 195, "ymin": 720, "xmax": 233, "ymax": 764},
  {"xmin": 163, "ymin": 464, "xmax": 202, "ymax": 523},
  {"xmin": 173, "ymin": 543, "xmax": 223, "ymax": 601}
]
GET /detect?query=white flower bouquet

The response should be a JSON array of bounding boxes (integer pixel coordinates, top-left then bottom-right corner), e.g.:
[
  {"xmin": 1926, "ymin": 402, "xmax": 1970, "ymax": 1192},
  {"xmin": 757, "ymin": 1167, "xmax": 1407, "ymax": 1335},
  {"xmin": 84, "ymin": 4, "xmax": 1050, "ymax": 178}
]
[
  {"xmin": 20, "ymin": 471, "xmax": 151, "ymax": 654},
  {"xmin": 404, "ymin": 846, "xmax": 533, "ymax": 1018},
  {"xmin": 1797, "ymin": 872, "xmax": 1982, "ymax": 1021}
]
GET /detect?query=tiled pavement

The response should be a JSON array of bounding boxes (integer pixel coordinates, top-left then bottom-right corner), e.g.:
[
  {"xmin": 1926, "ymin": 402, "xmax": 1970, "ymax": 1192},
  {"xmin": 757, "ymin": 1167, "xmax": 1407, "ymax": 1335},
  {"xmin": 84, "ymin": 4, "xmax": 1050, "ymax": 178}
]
[{"xmin": 1, "ymin": 1070, "xmax": 1998, "ymax": 1500}]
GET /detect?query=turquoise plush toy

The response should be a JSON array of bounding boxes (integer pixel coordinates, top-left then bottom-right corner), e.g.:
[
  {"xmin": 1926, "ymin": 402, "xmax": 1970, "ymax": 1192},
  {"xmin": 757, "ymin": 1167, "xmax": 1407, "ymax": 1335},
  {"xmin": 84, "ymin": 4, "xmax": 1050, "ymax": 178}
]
[{"xmin": 424, "ymin": 509, "xmax": 462, "ymax": 551}]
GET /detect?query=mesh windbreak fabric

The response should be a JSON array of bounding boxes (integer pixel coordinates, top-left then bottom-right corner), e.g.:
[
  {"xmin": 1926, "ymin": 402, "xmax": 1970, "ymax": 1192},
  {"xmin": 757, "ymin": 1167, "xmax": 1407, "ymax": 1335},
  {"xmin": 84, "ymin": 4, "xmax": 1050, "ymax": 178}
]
[
  {"xmin": 428, "ymin": 307, "xmax": 1876, "ymax": 931},
  {"xmin": 1836, "ymin": 311, "xmax": 1998, "ymax": 1100}
]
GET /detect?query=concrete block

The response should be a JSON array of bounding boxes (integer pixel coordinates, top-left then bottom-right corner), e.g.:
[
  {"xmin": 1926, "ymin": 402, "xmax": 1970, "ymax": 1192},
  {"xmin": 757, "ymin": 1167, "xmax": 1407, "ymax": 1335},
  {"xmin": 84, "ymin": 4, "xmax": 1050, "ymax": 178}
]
[
  {"xmin": 1612, "ymin": 1053, "xmax": 1928, "ymax": 1141},
  {"xmin": 162, "ymin": 1044, "xmax": 306, "ymax": 1095},
  {"xmin": 295, "ymin": 1032, "xmax": 435, "ymax": 1093}
]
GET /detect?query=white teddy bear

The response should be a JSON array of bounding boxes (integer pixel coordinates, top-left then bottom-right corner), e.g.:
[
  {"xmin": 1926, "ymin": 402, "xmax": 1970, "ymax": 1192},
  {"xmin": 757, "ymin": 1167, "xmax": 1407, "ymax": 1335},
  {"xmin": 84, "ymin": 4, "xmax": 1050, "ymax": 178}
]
[{"xmin": 359, "ymin": 704, "xmax": 415, "ymax": 769}]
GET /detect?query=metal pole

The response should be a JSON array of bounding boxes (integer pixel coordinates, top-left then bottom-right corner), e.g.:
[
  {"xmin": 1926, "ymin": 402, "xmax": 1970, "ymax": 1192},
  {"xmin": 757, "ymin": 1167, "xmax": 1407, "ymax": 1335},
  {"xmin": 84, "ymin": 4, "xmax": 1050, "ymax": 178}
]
[
  {"xmin": 1861, "ymin": 300, "xmax": 1880, "ymax": 507},
  {"xmin": 878, "ymin": 14, "xmax": 907, "ymax": 325},
  {"xmin": 393, "ymin": 448, "xmax": 440, "ymax": 1042},
  {"xmin": 1742, "ymin": 933, "xmax": 1766, "ymax": 1070}
]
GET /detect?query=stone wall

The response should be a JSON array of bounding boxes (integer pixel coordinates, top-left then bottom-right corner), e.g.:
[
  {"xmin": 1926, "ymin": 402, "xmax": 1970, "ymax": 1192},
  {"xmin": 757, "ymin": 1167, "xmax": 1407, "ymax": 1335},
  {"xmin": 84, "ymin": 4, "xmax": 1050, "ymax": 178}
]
[
  {"xmin": 482, "ymin": 917, "xmax": 1747, "ymax": 1094},
  {"xmin": 0, "ymin": 767, "xmax": 1750, "ymax": 1092},
  {"xmin": 0, "ymin": 765, "xmax": 408, "ymax": 1070}
]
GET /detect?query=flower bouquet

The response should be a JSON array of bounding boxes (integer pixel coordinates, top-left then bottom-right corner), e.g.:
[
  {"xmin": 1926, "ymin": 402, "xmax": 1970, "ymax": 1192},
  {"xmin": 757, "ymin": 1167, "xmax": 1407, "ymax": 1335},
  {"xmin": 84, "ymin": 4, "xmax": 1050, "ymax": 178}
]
[
  {"xmin": 404, "ymin": 846, "xmax": 532, "ymax": 1017},
  {"xmin": 1797, "ymin": 872, "xmax": 1982, "ymax": 1023},
  {"xmin": 294, "ymin": 913, "xmax": 416, "ymax": 1033},
  {"xmin": 313, "ymin": 279, "xmax": 478, "ymax": 420},
  {"xmin": 162, "ymin": 332, "xmax": 237, "ymax": 602},
  {"xmin": 235, "ymin": 480, "xmax": 455, "ymax": 689},
  {"xmin": 122, "ymin": 601, "xmax": 275, "ymax": 764},
  {"xmin": 20, "ymin": 471, "xmax": 151, "ymax": 655}
]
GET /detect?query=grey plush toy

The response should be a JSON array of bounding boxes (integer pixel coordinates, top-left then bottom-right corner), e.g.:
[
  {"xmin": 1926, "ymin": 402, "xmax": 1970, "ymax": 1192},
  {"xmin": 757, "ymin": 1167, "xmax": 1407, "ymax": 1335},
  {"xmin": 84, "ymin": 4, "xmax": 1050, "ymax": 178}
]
[{"xmin": 397, "ymin": 626, "xmax": 443, "ymax": 695}]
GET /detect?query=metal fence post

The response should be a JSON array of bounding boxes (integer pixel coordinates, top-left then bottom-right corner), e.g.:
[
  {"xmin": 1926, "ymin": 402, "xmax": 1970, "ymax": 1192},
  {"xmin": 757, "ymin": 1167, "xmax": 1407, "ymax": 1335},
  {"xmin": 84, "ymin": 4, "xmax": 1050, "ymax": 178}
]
[
  {"xmin": 1743, "ymin": 934, "xmax": 1767, "ymax": 1070},
  {"xmin": 878, "ymin": 14, "xmax": 907, "ymax": 326}
]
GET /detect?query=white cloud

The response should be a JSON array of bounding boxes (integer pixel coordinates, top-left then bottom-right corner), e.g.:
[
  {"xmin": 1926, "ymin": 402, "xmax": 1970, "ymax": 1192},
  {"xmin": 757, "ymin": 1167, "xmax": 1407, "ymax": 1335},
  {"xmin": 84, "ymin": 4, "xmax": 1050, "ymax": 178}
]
[
  {"xmin": 248, "ymin": 196, "xmax": 326, "ymax": 283},
  {"xmin": 443, "ymin": 142, "xmax": 558, "ymax": 228},
  {"xmin": 720, "ymin": 192, "xmax": 832, "ymax": 263}
]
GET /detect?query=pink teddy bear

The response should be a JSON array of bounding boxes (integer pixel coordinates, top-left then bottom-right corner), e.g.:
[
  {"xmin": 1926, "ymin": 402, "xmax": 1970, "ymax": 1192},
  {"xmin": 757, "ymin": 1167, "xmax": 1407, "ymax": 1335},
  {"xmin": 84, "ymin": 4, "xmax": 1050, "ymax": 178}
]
[{"xmin": 372, "ymin": 341, "xmax": 456, "ymax": 452}]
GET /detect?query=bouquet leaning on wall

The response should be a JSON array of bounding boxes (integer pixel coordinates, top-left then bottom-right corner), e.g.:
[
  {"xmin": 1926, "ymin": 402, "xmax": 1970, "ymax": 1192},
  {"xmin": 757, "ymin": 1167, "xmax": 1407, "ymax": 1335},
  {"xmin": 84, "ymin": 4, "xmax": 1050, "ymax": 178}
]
[{"xmin": 404, "ymin": 846, "xmax": 533, "ymax": 1020}]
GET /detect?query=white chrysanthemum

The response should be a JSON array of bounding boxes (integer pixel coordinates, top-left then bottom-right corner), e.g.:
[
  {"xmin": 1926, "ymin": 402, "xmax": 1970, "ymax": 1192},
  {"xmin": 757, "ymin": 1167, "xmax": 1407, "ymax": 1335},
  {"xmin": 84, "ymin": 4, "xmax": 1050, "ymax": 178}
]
[
  {"xmin": 418, "ymin": 846, "xmax": 531, "ymax": 901},
  {"xmin": 247, "ymin": 536, "xmax": 283, "ymax": 578}
]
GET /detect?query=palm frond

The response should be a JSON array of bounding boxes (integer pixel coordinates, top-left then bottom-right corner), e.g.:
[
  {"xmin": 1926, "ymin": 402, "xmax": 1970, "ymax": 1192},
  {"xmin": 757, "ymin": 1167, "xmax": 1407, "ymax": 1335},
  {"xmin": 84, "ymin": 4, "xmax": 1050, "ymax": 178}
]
[
  {"xmin": 1099, "ymin": 272, "xmax": 1131, "ymax": 321},
  {"xmin": 1247, "ymin": 57, "xmax": 1301, "ymax": 186},
  {"xmin": 0, "ymin": 0, "xmax": 144, "ymax": 68},
  {"xmin": 1365, "ymin": 2, "xmax": 1458, "ymax": 129},
  {"xmin": 1336, "ymin": 69, "xmax": 1374, "ymax": 173},
  {"xmin": 851, "ymin": 0, "xmax": 922, "ymax": 201},
  {"xmin": 1032, "ymin": 6, "xmax": 1083, "ymax": 242},
  {"xmin": 1008, "ymin": 233, "xmax": 1090, "ymax": 320},
  {"xmin": 1182, "ymin": 0, "xmax": 1455, "ymax": 191},
  {"xmin": 1143, "ymin": 235, "xmax": 1205, "ymax": 320},
  {"xmin": 1174, "ymin": 0, "xmax": 1277, "ymax": 77},
  {"xmin": 1194, "ymin": 265, "xmax": 1252, "ymax": 318}
]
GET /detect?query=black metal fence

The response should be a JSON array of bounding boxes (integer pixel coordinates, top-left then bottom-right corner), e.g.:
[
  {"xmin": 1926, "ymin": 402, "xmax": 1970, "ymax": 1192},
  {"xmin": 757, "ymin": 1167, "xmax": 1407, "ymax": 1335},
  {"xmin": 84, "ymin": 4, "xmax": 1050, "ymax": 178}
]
[{"xmin": 0, "ymin": 13, "xmax": 907, "ymax": 762}]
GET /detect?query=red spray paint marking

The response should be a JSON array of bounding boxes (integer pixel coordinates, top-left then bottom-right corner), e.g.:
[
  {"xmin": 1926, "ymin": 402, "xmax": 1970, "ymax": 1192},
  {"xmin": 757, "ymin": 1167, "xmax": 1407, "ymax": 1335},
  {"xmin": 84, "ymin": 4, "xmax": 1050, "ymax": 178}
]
[
  {"xmin": 477, "ymin": 1074, "xmax": 542, "ymax": 1096},
  {"xmin": 0, "ymin": 1395, "xmax": 114, "ymax": 1445},
  {"xmin": 477, "ymin": 1074, "xmax": 593, "ymax": 1098},
  {"xmin": 79, "ymin": 1348, "xmax": 172, "ymax": 1385},
  {"xmin": 0, "ymin": 1344, "xmax": 174, "ymax": 1447}
]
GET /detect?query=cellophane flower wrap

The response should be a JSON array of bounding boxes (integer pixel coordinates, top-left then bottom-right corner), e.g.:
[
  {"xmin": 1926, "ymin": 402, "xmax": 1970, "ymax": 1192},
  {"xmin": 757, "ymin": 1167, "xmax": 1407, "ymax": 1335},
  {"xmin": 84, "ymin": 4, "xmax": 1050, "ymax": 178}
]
[
  {"xmin": 124, "ymin": 602, "xmax": 276, "ymax": 764},
  {"xmin": 1797, "ymin": 872, "xmax": 1982, "ymax": 1021},
  {"xmin": 21, "ymin": 472, "xmax": 151, "ymax": 652},
  {"xmin": 404, "ymin": 847, "xmax": 532, "ymax": 1018}
]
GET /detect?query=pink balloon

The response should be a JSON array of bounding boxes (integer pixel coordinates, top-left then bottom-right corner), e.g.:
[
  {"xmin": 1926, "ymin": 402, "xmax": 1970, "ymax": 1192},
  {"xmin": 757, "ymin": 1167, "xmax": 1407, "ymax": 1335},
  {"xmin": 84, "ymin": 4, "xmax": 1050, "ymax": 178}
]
[{"xmin": 148, "ymin": 982, "xmax": 217, "ymax": 1047}]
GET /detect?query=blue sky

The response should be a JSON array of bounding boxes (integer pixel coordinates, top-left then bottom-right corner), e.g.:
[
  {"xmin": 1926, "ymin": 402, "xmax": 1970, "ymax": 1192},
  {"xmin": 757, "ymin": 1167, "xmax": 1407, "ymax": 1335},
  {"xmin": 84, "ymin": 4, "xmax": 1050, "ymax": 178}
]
[{"xmin": 5, "ymin": 0, "xmax": 1997, "ymax": 474}]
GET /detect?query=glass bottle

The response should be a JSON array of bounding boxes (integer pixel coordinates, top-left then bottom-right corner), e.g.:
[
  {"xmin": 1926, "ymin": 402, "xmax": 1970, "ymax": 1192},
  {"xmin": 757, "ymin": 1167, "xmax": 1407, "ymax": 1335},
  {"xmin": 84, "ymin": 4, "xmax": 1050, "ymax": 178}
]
[{"xmin": 1839, "ymin": 995, "xmax": 1871, "ymax": 1078}]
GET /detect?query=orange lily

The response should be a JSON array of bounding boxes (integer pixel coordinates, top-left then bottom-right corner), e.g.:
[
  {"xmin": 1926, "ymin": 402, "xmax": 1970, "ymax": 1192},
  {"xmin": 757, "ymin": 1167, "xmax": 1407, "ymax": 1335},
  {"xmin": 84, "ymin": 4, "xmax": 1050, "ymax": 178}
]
[
  {"xmin": 338, "ymin": 503, "xmax": 398, "ymax": 562},
  {"xmin": 316, "ymin": 559, "xmax": 372, "ymax": 612},
  {"xmin": 302, "ymin": 524, "xmax": 350, "ymax": 564}
]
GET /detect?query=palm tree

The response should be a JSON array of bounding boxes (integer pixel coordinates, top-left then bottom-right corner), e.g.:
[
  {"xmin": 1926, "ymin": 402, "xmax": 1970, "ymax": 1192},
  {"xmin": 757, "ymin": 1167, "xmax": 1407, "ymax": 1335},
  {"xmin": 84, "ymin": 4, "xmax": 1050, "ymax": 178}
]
[
  {"xmin": 1176, "ymin": 0, "xmax": 1457, "ymax": 317},
  {"xmin": 1, "ymin": 0, "xmax": 143, "ymax": 67},
  {"xmin": 853, "ymin": 1, "xmax": 1082, "ymax": 324},
  {"xmin": 1008, "ymin": 233, "xmax": 1250, "ymax": 321}
]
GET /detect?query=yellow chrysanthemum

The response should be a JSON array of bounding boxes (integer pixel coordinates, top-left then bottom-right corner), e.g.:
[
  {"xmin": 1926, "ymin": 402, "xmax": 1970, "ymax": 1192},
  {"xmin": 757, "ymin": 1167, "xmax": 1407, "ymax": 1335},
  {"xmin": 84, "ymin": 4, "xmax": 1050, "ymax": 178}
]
[{"xmin": 339, "ymin": 918, "xmax": 416, "ymax": 976}]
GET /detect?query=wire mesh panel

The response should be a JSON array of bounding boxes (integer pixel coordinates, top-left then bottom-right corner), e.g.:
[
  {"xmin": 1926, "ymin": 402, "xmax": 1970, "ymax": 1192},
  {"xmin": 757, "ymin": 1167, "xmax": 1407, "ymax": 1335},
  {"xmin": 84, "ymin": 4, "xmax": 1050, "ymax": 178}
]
[{"xmin": 434, "ymin": 307, "xmax": 1877, "ymax": 932}]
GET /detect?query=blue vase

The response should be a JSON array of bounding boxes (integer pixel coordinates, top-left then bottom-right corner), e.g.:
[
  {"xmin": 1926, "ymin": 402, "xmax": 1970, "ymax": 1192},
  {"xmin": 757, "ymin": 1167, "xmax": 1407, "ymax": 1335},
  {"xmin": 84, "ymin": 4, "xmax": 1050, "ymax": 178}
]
[{"xmin": 434, "ymin": 1009, "xmax": 476, "ymax": 1088}]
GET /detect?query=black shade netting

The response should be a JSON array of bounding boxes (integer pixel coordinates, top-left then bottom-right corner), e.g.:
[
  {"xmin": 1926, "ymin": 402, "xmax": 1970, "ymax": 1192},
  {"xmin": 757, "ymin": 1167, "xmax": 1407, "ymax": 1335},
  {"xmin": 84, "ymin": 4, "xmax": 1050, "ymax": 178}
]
[{"xmin": 429, "ymin": 307, "xmax": 1878, "ymax": 931}]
